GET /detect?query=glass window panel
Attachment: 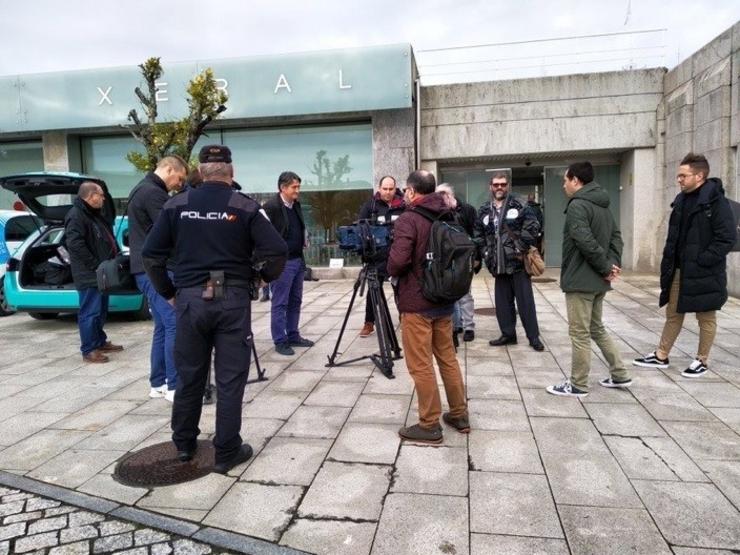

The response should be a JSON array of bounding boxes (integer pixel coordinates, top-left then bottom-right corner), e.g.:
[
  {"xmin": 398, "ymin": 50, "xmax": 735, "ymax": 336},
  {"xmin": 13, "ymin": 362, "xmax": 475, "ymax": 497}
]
[
  {"xmin": 0, "ymin": 141, "xmax": 44, "ymax": 209},
  {"xmin": 224, "ymin": 124, "xmax": 372, "ymax": 266},
  {"xmin": 81, "ymin": 135, "xmax": 146, "ymax": 206}
]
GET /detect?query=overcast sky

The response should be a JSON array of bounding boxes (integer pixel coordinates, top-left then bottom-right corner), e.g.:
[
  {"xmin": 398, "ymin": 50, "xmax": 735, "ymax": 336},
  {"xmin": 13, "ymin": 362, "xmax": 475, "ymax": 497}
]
[{"xmin": 1, "ymin": 0, "xmax": 738, "ymax": 84}]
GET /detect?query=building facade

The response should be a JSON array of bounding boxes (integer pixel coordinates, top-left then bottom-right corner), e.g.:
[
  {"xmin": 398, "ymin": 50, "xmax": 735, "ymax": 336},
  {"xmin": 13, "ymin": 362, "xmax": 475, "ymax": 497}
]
[{"xmin": 1, "ymin": 25, "xmax": 738, "ymax": 294}]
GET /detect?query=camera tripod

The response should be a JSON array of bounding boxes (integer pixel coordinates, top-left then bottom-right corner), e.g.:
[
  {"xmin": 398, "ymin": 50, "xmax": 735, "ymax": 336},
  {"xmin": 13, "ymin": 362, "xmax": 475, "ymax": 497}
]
[
  {"xmin": 203, "ymin": 339, "xmax": 267, "ymax": 404},
  {"xmin": 326, "ymin": 262, "xmax": 401, "ymax": 379}
]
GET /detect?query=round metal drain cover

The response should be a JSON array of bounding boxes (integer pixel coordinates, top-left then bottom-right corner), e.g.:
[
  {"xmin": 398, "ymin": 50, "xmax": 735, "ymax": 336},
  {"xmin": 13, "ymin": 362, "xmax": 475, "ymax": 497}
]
[
  {"xmin": 113, "ymin": 440, "xmax": 214, "ymax": 487},
  {"xmin": 531, "ymin": 277, "xmax": 557, "ymax": 283},
  {"xmin": 474, "ymin": 307, "xmax": 496, "ymax": 316}
]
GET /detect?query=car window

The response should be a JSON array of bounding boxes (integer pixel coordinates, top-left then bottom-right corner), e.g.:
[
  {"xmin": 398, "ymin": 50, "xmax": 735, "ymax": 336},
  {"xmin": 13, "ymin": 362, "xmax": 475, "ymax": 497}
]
[
  {"xmin": 4, "ymin": 215, "xmax": 41, "ymax": 242},
  {"xmin": 38, "ymin": 228, "xmax": 64, "ymax": 245}
]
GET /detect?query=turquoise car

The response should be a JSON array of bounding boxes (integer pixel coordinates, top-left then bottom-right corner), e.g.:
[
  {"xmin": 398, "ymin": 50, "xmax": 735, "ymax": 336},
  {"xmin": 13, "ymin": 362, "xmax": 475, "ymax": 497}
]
[{"xmin": 1, "ymin": 172, "xmax": 149, "ymax": 320}]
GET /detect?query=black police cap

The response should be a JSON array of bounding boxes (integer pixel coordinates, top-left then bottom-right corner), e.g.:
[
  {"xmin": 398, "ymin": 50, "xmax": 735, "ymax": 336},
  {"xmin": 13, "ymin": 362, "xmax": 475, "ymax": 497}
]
[{"xmin": 198, "ymin": 144, "xmax": 232, "ymax": 164}]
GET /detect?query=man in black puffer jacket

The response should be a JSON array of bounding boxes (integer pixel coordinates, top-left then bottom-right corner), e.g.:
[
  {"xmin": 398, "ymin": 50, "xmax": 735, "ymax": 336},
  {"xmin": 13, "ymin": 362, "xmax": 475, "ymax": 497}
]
[
  {"xmin": 634, "ymin": 153, "xmax": 737, "ymax": 378},
  {"xmin": 64, "ymin": 181, "xmax": 122, "ymax": 363}
]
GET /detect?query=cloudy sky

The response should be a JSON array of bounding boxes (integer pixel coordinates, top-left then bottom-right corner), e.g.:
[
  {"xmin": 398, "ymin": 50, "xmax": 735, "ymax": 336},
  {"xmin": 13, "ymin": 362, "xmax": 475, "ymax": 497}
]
[{"xmin": 1, "ymin": 0, "xmax": 738, "ymax": 84}]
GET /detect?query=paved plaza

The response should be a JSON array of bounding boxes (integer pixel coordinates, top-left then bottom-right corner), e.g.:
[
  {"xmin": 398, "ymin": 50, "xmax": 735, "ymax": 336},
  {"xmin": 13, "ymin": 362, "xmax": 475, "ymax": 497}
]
[{"xmin": 0, "ymin": 271, "xmax": 739, "ymax": 554}]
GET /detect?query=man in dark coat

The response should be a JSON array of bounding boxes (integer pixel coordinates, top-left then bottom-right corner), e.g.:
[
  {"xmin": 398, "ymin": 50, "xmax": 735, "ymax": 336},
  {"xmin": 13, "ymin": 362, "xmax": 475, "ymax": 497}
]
[
  {"xmin": 64, "ymin": 181, "xmax": 122, "ymax": 363},
  {"xmin": 128, "ymin": 155, "xmax": 188, "ymax": 401},
  {"xmin": 437, "ymin": 183, "xmax": 478, "ymax": 342},
  {"xmin": 356, "ymin": 175, "xmax": 404, "ymax": 338},
  {"xmin": 474, "ymin": 171, "xmax": 544, "ymax": 351},
  {"xmin": 546, "ymin": 161, "xmax": 631, "ymax": 397},
  {"xmin": 387, "ymin": 170, "xmax": 469, "ymax": 444},
  {"xmin": 263, "ymin": 171, "xmax": 314, "ymax": 356},
  {"xmin": 634, "ymin": 153, "xmax": 736, "ymax": 378}
]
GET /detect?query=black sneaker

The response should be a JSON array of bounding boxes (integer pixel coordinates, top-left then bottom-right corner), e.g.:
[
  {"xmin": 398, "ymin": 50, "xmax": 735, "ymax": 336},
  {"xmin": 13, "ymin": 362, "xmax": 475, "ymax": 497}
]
[
  {"xmin": 398, "ymin": 424, "xmax": 443, "ymax": 444},
  {"xmin": 177, "ymin": 445, "xmax": 197, "ymax": 463},
  {"xmin": 546, "ymin": 381, "xmax": 588, "ymax": 398},
  {"xmin": 599, "ymin": 377, "xmax": 633, "ymax": 389},
  {"xmin": 289, "ymin": 337, "xmax": 315, "ymax": 348},
  {"xmin": 275, "ymin": 342, "xmax": 295, "ymax": 356},
  {"xmin": 682, "ymin": 359, "xmax": 708, "ymax": 378},
  {"xmin": 213, "ymin": 444, "xmax": 254, "ymax": 474},
  {"xmin": 463, "ymin": 330, "xmax": 475, "ymax": 342},
  {"xmin": 633, "ymin": 351, "xmax": 669, "ymax": 369}
]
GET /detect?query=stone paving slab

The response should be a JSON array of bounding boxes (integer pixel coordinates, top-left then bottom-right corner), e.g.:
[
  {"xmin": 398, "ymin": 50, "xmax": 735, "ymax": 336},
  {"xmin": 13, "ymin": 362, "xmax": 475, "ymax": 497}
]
[
  {"xmin": 470, "ymin": 471, "xmax": 563, "ymax": 538},
  {"xmin": 0, "ymin": 274, "xmax": 739, "ymax": 553},
  {"xmin": 633, "ymin": 480, "xmax": 740, "ymax": 550},
  {"xmin": 370, "ymin": 493, "xmax": 468, "ymax": 555},
  {"xmin": 558, "ymin": 505, "xmax": 671, "ymax": 554}
]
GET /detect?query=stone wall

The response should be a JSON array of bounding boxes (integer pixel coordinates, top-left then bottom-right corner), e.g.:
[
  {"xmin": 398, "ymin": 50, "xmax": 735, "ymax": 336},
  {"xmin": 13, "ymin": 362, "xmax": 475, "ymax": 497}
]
[
  {"xmin": 371, "ymin": 108, "xmax": 416, "ymax": 185},
  {"xmin": 420, "ymin": 69, "xmax": 665, "ymax": 161},
  {"xmin": 663, "ymin": 22, "xmax": 740, "ymax": 297}
]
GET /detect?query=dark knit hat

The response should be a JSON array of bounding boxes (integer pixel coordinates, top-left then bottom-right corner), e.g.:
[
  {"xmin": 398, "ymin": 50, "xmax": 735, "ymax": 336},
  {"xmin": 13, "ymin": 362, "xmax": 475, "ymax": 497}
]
[{"xmin": 198, "ymin": 144, "xmax": 232, "ymax": 164}]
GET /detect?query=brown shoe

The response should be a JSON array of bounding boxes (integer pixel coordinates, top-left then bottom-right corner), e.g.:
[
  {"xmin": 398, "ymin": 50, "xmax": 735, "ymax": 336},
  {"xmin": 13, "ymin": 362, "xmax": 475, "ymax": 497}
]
[
  {"xmin": 359, "ymin": 322, "xmax": 374, "ymax": 338},
  {"xmin": 443, "ymin": 412, "xmax": 471, "ymax": 434},
  {"xmin": 398, "ymin": 424, "xmax": 443, "ymax": 444},
  {"xmin": 99, "ymin": 341, "xmax": 124, "ymax": 352},
  {"xmin": 83, "ymin": 350, "xmax": 109, "ymax": 364}
]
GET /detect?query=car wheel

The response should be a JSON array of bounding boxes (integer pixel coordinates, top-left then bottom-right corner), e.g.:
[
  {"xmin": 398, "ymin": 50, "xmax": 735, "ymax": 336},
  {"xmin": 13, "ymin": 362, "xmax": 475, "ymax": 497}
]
[
  {"xmin": 127, "ymin": 296, "xmax": 151, "ymax": 321},
  {"xmin": 28, "ymin": 312, "xmax": 59, "ymax": 320},
  {"xmin": 0, "ymin": 281, "xmax": 16, "ymax": 317}
]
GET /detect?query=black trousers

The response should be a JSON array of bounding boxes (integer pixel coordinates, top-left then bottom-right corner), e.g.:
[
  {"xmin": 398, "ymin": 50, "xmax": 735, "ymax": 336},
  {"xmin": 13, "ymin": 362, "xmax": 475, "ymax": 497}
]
[
  {"xmin": 172, "ymin": 286, "xmax": 252, "ymax": 464},
  {"xmin": 494, "ymin": 271, "xmax": 540, "ymax": 343}
]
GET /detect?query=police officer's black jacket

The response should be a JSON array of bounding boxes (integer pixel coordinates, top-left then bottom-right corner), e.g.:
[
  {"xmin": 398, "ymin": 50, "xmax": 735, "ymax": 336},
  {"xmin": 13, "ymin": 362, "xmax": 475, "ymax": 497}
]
[
  {"xmin": 64, "ymin": 197, "xmax": 118, "ymax": 289},
  {"xmin": 141, "ymin": 181, "xmax": 289, "ymax": 300},
  {"xmin": 659, "ymin": 177, "xmax": 736, "ymax": 313},
  {"xmin": 127, "ymin": 172, "xmax": 170, "ymax": 274},
  {"xmin": 262, "ymin": 193, "xmax": 306, "ymax": 260}
]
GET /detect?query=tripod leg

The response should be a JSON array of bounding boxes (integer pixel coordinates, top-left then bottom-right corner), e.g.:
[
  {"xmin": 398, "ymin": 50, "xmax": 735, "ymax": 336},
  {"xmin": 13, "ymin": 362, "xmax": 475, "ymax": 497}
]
[
  {"xmin": 377, "ymin": 284, "xmax": 402, "ymax": 358},
  {"xmin": 326, "ymin": 268, "xmax": 366, "ymax": 367},
  {"xmin": 368, "ymin": 275, "xmax": 395, "ymax": 379},
  {"xmin": 247, "ymin": 340, "xmax": 267, "ymax": 383}
]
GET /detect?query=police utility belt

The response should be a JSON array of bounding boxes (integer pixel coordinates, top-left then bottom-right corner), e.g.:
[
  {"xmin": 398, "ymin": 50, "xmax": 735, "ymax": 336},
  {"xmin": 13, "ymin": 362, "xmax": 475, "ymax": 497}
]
[{"xmin": 200, "ymin": 271, "xmax": 252, "ymax": 301}]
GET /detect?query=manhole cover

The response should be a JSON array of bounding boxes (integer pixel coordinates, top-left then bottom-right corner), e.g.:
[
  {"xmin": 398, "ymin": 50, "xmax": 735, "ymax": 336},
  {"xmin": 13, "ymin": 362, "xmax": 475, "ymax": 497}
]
[
  {"xmin": 531, "ymin": 277, "xmax": 557, "ymax": 283},
  {"xmin": 113, "ymin": 440, "xmax": 215, "ymax": 487},
  {"xmin": 474, "ymin": 307, "xmax": 496, "ymax": 316}
]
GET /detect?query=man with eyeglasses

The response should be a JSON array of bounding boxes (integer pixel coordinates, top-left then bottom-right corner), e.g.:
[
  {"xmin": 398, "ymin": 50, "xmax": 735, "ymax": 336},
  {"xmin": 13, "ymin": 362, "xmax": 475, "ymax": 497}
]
[
  {"xmin": 633, "ymin": 152, "xmax": 736, "ymax": 378},
  {"xmin": 474, "ymin": 171, "xmax": 544, "ymax": 351}
]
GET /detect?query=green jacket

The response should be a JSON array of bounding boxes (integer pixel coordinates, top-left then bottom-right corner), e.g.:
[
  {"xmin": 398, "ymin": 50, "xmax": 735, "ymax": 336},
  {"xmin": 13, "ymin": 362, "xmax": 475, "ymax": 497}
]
[{"xmin": 560, "ymin": 182, "xmax": 623, "ymax": 293}]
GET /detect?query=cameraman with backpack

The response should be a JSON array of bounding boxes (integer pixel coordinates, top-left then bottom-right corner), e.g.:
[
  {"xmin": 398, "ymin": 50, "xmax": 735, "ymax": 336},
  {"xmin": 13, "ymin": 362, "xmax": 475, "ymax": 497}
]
[{"xmin": 388, "ymin": 170, "xmax": 470, "ymax": 444}]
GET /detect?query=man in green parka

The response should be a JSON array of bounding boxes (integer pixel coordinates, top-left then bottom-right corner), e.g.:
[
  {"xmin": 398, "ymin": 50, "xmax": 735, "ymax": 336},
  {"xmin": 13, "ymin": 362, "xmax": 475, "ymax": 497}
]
[{"xmin": 546, "ymin": 161, "xmax": 632, "ymax": 397}]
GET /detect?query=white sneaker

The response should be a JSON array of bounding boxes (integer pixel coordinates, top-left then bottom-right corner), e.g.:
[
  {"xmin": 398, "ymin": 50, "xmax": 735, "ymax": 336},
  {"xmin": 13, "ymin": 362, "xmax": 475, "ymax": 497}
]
[
  {"xmin": 165, "ymin": 389, "xmax": 175, "ymax": 403},
  {"xmin": 149, "ymin": 385, "xmax": 167, "ymax": 398}
]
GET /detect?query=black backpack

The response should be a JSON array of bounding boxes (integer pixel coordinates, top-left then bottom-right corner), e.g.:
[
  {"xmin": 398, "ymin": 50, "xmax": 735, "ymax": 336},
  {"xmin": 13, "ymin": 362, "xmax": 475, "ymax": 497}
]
[{"xmin": 414, "ymin": 206, "xmax": 476, "ymax": 304}]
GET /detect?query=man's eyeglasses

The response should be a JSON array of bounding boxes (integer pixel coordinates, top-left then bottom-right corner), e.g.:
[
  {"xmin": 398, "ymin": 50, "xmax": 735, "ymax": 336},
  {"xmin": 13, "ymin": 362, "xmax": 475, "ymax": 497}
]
[{"xmin": 491, "ymin": 183, "xmax": 509, "ymax": 189}]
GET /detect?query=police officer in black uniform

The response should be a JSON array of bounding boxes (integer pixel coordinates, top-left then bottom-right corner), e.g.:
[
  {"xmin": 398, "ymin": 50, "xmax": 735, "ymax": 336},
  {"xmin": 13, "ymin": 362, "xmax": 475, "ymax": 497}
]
[{"xmin": 142, "ymin": 145, "xmax": 288, "ymax": 474}]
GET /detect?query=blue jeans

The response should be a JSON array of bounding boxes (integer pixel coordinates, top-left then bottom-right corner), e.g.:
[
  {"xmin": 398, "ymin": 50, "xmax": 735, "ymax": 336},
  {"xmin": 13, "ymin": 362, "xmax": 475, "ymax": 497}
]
[
  {"xmin": 135, "ymin": 273, "xmax": 178, "ymax": 390},
  {"xmin": 270, "ymin": 258, "xmax": 304, "ymax": 345},
  {"xmin": 78, "ymin": 288, "xmax": 109, "ymax": 356}
]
